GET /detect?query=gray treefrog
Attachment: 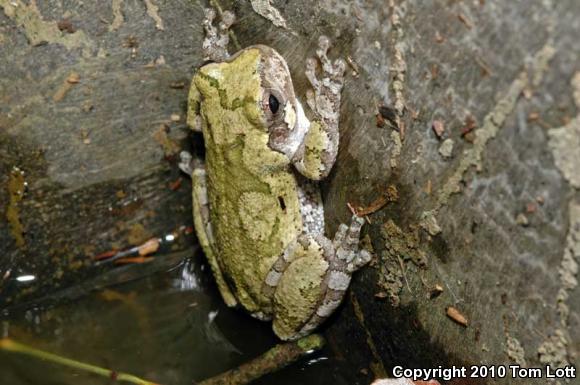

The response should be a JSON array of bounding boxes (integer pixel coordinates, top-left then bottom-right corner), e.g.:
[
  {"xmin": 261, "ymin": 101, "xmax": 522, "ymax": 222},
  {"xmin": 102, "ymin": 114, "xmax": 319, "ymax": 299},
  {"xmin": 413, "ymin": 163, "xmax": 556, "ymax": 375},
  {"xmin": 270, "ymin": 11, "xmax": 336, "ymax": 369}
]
[{"xmin": 181, "ymin": 8, "xmax": 371, "ymax": 340}]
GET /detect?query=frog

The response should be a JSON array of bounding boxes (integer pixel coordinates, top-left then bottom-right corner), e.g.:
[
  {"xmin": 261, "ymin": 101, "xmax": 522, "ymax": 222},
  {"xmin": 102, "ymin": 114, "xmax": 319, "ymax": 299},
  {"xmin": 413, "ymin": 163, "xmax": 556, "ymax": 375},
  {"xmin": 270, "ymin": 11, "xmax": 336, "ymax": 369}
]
[{"xmin": 180, "ymin": 7, "xmax": 371, "ymax": 340}]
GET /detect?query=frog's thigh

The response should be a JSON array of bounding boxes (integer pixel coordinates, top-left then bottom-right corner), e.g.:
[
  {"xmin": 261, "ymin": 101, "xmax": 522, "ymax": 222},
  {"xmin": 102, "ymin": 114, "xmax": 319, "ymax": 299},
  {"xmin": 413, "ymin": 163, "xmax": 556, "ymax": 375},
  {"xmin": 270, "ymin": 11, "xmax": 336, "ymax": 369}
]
[
  {"xmin": 192, "ymin": 168, "xmax": 238, "ymax": 307},
  {"xmin": 272, "ymin": 234, "xmax": 334, "ymax": 340}
]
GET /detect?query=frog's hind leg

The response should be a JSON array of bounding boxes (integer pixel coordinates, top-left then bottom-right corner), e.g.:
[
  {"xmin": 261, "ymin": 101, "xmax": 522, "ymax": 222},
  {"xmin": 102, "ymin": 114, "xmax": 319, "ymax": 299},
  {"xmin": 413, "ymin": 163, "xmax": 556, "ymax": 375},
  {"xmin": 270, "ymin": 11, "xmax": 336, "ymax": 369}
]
[
  {"xmin": 268, "ymin": 233, "xmax": 332, "ymax": 340},
  {"xmin": 260, "ymin": 176, "xmax": 324, "ymax": 302},
  {"xmin": 191, "ymin": 166, "xmax": 238, "ymax": 307},
  {"xmin": 298, "ymin": 217, "xmax": 370, "ymax": 337},
  {"xmin": 270, "ymin": 216, "xmax": 371, "ymax": 340},
  {"xmin": 262, "ymin": 240, "xmax": 294, "ymax": 299}
]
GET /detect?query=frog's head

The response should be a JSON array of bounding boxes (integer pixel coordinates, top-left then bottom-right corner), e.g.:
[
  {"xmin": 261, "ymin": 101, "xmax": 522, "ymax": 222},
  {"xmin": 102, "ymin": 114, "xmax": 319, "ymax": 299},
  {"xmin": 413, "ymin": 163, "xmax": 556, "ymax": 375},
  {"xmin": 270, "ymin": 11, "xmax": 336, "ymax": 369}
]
[
  {"xmin": 195, "ymin": 45, "xmax": 310, "ymax": 160},
  {"xmin": 250, "ymin": 45, "xmax": 311, "ymax": 160}
]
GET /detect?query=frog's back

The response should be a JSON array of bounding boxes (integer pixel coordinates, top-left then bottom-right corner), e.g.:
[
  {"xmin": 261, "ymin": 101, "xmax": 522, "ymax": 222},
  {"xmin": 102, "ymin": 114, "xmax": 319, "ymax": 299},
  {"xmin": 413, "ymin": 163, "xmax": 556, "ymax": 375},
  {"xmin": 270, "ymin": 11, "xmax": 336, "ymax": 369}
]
[{"xmin": 194, "ymin": 47, "xmax": 303, "ymax": 313}]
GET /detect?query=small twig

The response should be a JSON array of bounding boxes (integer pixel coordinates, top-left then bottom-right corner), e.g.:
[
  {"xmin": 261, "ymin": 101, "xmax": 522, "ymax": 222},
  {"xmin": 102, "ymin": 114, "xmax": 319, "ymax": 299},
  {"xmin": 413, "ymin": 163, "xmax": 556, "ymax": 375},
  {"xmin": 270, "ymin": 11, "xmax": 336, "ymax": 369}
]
[
  {"xmin": 198, "ymin": 334, "xmax": 325, "ymax": 385},
  {"xmin": 94, "ymin": 238, "xmax": 160, "ymax": 265},
  {"xmin": 94, "ymin": 226, "xmax": 188, "ymax": 266},
  {"xmin": 0, "ymin": 338, "xmax": 160, "ymax": 385},
  {"xmin": 348, "ymin": 185, "xmax": 399, "ymax": 218},
  {"xmin": 457, "ymin": 13, "xmax": 473, "ymax": 29},
  {"xmin": 397, "ymin": 255, "xmax": 412, "ymax": 293}
]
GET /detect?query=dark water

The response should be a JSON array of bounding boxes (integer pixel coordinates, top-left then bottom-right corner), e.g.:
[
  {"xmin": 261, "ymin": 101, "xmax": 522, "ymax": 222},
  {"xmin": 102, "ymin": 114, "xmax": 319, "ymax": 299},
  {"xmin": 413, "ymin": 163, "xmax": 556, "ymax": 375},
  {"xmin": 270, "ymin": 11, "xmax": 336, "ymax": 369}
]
[{"xmin": 0, "ymin": 250, "xmax": 354, "ymax": 385}]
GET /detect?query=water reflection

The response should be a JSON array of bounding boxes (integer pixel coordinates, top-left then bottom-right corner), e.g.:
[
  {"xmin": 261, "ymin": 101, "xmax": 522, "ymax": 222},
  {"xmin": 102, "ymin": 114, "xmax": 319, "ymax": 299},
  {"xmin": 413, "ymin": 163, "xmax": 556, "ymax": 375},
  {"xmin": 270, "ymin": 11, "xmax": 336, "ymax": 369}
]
[
  {"xmin": 15, "ymin": 275, "xmax": 36, "ymax": 283},
  {"xmin": 0, "ymin": 251, "xmax": 357, "ymax": 385},
  {"xmin": 175, "ymin": 258, "xmax": 199, "ymax": 291}
]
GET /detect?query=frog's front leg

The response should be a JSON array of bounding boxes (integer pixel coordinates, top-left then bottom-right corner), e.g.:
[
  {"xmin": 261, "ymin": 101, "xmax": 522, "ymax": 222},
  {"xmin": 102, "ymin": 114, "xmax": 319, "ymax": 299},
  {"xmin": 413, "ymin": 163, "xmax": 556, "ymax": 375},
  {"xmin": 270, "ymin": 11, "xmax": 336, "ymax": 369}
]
[
  {"xmin": 201, "ymin": 7, "xmax": 235, "ymax": 62},
  {"xmin": 190, "ymin": 164, "xmax": 238, "ymax": 307},
  {"xmin": 292, "ymin": 36, "xmax": 346, "ymax": 180},
  {"xmin": 270, "ymin": 215, "xmax": 371, "ymax": 340}
]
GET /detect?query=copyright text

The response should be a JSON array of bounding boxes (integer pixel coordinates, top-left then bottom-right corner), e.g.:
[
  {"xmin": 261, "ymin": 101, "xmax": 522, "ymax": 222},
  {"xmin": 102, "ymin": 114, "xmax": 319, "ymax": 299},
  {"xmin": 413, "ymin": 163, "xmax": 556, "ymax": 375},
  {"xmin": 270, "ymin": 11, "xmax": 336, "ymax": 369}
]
[{"xmin": 392, "ymin": 365, "xmax": 576, "ymax": 381}]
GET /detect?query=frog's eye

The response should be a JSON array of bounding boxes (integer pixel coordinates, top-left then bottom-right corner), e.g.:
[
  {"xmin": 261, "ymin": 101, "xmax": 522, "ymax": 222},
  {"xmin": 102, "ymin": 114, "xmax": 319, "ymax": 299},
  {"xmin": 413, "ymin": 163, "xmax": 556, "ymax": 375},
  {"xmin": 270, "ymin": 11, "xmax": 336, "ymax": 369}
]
[
  {"xmin": 264, "ymin": 88, "xmax": 295, "ymax": 156},
  {"xmin": 261, "ymin": 88, "xmax": 288, "ymax": 136},
  {"xmin": 268, "ymin": 94, "xmax": 280, "ymax": 114},
  {"xmin": 264, "ymin": 90, "xmax": 284, "ymax": 118}
]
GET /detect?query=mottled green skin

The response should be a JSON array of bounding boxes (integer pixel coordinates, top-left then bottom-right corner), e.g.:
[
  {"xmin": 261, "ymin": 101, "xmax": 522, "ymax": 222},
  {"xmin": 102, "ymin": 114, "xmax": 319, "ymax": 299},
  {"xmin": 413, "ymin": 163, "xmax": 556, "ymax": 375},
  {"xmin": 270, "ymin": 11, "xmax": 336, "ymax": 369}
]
[
  {"xmin": 191, "ymin": 48, "xmax": 323, "ymax": 322},
  {"xmin": 298, "ymin": 120, "xmax": 329, "ymax": 180},
  {"xmin": 272, "ymin": 239, "xmax": 329, "ymax": 337}
]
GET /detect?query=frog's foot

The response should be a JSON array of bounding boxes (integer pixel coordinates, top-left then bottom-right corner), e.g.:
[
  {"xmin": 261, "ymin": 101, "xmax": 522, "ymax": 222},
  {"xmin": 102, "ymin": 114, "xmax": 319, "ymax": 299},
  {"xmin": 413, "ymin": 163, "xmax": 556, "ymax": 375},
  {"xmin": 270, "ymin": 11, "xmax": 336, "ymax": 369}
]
[
  {"xmin": 305, "ymin": 35, "xmax": 346, "ymax": 124},
  {"xmin": 179, "ymin": 151, "xmax": 194, "ymax": 175},
  {"xmin": 292, "ymin": 36, "xmax": 346, "ymax": 180},
  {"xmin": 295, "ymin": 216, "xmax": 370, "ymax": 337},
  {"xmin": 334, "ymin": 215, "xmax": 372, "ymax": 273},
  {"xmin": 202, "ymin": 7, "xmax": 235, "ymax": 62},
  {"xmin": 179, "ymin": 150, "xmax": 208, "ymax": 177},
  {"xmin": 270, "ymin": 217, "xmax": 370, "ymax": 340}
]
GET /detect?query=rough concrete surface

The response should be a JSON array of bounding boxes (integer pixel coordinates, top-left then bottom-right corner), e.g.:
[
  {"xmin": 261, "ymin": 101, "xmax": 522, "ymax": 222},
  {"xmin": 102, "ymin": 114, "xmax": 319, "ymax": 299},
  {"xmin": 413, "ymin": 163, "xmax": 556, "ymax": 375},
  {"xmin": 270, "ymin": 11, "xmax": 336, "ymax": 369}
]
[{"xmin": 0, "ymin": 1, "xmax": 579, "ymax": 384}]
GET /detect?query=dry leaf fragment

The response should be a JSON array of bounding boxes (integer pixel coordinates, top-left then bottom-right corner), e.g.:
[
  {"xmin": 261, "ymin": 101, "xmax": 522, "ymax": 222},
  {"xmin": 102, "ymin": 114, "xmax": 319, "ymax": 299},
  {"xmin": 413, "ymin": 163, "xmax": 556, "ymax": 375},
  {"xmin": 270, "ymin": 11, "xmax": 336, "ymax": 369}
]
[
  {"xmin": 461, "ymin": 115, "xmax": 477, "ymax": 136},
  {"xmin": 432, "ymin": 120, "xmax": 445, "ymax": 138},
  {"xmin": 457, "ymin": 13, "xmax": 473, "ymax": 29},
  {"xmin": 516, "ymin": 213, "xmax": 529, "ymax": 226},
  {"xmin": 351, "ymin": 185, "xmax": 399, "ymax": 216},
  {"xmin": 57, "ymin": 19, "xmax": 76, "ymax": 33},
  {"xmin": 169, "ymin": 81, "xmax": 186, "ymax": 89},
  {"xmin": 527, "ymin": 111, "xmax": 540, "ymax": 121},
  {"xmin": 53, "ymin": 72, "xmax": 80, "ymax": 102},
  {"xmin": 375, "ymin": 291, "xmax": 388, "ymax": 299},
  {"xmin": 376, "ymin": 105, "xmax": 398, "ymax": 129},
  {"xmin": 446, "ymin": 306, "xmax": 468, "ymax": 326},
  {"xmin": 424, "ymin": 179, "xmax": 432, "ymax": 195},
  {"xmin": 430, "ymin": 284, "xmax": 444, "ymax": 298},
  {"xmin": 434, "ymin": 31, "xmax": 445, "ymax": 43},
  {"xmin": 346, "ymin": 56, "xmax": 360, "ymax": 77},
  {"xmin": 137, "ymin": 238, "xmax": 160, "ymax": 256},
  {"xmin": 67, "ymin": 73, "xmax": 80, "ymax": 83}
]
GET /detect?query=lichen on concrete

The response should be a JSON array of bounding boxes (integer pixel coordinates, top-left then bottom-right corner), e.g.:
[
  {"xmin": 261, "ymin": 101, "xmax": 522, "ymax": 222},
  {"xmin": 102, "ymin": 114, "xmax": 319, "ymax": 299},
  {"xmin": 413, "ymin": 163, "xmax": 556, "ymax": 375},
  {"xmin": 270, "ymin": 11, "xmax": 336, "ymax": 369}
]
[
  {"xmin": 109, "ymin": 0, "xmax": 125, "ymax": 32},
  {"xmin": 387, "ymin": 0, "xmax": 407, "ymax": 121},
  {"xmin": 388, "ymin": 130, "xmax": 402, "ymax": 169},
  {"xmin": 419, "ymin": 210, "xmax": 441, "ymax": 236},
  {"xmin": 382, "ymin": 220, "xmax": 426, "ymax": 266},
  {"xmin": 378, "ymin": 219, "xmax": 427, "ymax": 306},
  {"xmin": 547, "ymin": 72, "xmax": 580, "ymax": 189},
  {"xmin": 385, "ymin": 0, "xmax": 407, "ymax": 174},
  {"xmin": 0, "ymin": 0, "xmax": 94, "ymax": 53},
  {"xmin": 419, "ymin": 42, "xmax": 556, "ymax": 235},
  {"xmin": 438, "ymin": 138, "xmax": 454, "ymax": 159},
  {"xmin": 250, "ymin": 0, "xmax": 289, "ymax": 29},
  {"xmin": 505, "ymin": 335, "xmax": 527, "ymax": 367},
  {"xmin": 144, "ymin": 0, "xmax": 164, "ymax": 31},
  {"xmin": 538, "ymin": 329, "xmax": 570, "ymax": 368},
  {"xmin": 537, "ymin": 201, "xmax": 580, "ymax": 368},
  {"xmin": 377, "ymin": 250, "xmax": 404, "ymax": 307}
]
